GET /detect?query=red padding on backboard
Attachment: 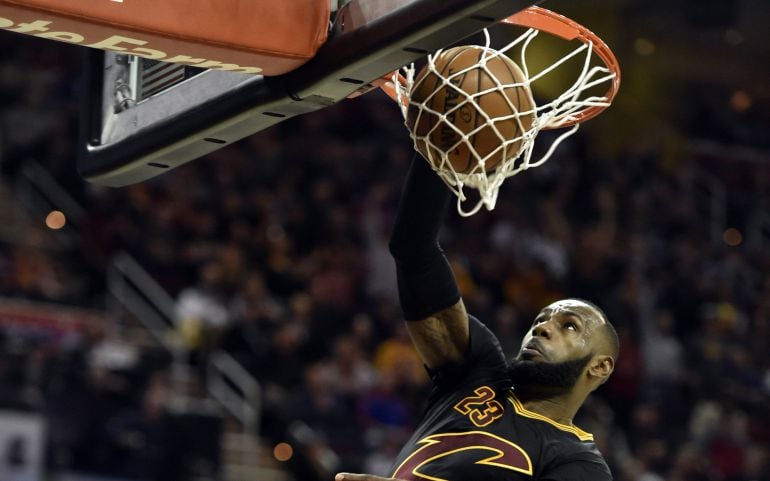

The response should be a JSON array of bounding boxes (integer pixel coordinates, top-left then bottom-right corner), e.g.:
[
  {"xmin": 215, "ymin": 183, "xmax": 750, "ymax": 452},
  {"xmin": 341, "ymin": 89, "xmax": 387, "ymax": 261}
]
[{"xmin": 0, "ymin": 0, "xmax": 329, "ymax": 75}]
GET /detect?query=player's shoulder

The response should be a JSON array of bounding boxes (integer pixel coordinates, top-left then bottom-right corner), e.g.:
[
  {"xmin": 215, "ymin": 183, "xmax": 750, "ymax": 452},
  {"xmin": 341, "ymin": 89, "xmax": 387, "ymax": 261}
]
[
  {"xmin": 427, "ymin": 315, "xmax": 508, "ymax": 389},
  {"xmin": 466, "ymin": 314, "xmax": 507, "ymax": 365},
  {"xmin": 421, "ymin": 315, "xmax": 509, "ymax": 412},
  {"xmin": 506, "ymin": 394, "xmax": 611, "ymax": 480},
  {"xmin": 539, "ymin": 444, "xmax": 612, "ymax": 481},
  {"xmin": 508, "ymin": 393, "xmax": 595, "ymax": 443},
  {"xmin": 538, "ymin": 429, "xmax": 610, "ymax": 480},
  {"xmin": 539, "ymin": 430, "xmax": 611, "ymax": 481}
]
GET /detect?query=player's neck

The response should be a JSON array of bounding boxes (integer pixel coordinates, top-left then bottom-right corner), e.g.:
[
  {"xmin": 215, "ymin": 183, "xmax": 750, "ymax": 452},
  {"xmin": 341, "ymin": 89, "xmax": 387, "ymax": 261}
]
[{"xmin": 517, "ymin": 390, "xmax": 582, "ymax": 426}]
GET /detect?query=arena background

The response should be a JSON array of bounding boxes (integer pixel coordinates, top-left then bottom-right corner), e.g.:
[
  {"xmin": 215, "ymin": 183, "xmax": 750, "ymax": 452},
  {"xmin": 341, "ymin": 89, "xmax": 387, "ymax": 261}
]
[{"xmin": 1, "ymin": 1, "xmax": 769, "ymax": 480}]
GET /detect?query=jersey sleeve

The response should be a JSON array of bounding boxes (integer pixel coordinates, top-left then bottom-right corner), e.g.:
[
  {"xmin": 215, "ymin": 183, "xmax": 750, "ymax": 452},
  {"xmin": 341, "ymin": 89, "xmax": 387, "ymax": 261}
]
[
  {"xmin": 425, "ymin": 315, "xmax": 509, "ymax": 393},
  {"xmin": 540, "ymin": 454, "xmax": 613, "ymax": 481}
]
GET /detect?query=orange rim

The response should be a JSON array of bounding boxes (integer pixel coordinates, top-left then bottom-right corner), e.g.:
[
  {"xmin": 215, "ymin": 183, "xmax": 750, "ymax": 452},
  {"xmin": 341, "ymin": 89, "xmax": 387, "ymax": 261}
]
[{"xmin": 503, "ymin": 6, "xmax": 621, "ymax": 127}]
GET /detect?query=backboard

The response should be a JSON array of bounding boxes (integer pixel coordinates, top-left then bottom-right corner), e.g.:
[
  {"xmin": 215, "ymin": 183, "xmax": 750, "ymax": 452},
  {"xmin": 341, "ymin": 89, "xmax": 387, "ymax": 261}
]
[{"xmin": 77, "ymin": 0, "xmax": 537, "ymax": 186}]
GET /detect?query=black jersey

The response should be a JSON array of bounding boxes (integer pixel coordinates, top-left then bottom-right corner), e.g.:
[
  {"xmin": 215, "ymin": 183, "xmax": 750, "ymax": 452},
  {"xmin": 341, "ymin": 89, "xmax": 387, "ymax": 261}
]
[{"xmin": 390, "ymin": 316, "xmax": 612, "ymax": 481}]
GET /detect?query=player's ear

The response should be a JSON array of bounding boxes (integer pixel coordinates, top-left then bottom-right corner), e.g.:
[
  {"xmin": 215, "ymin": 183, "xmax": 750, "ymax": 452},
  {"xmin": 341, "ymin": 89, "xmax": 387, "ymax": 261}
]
[{"xmin": 587, "ymin": 355, "xmax": 614, "ymax": 385}]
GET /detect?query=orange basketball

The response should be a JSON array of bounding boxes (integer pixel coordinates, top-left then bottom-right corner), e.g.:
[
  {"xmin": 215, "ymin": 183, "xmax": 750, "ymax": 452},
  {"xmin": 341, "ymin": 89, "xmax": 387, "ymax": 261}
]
[{"xmin": 406, "ymin": 46, "xmax": 536, "ymax": 174}]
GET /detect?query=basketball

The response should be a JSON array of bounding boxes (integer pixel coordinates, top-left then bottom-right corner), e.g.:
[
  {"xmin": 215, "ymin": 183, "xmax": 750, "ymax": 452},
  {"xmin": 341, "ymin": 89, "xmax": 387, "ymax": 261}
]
[{"xmin": 406, "ymin": 45, "xmax": 536, "ymax": 174}]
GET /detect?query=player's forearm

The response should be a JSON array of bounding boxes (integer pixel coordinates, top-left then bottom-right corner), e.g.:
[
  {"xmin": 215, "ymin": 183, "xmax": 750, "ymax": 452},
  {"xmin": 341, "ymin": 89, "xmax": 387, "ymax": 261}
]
[
  {"xmin": 389, "ymin": 155, "xmax": 452, "ymax": 259},
  {"xmin": 388, "ymin": 156, "xmax": 460, "ymax": 321}
]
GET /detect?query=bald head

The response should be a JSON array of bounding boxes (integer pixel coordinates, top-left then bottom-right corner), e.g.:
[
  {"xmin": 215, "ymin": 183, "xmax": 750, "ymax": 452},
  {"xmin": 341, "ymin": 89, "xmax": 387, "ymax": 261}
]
[
  {"xmin": 569, "ymin": 298, "xmax": 619, "ymax": 361},
  {"xmin": 540, "ymin": 298, "xmax": 619, "ymax": 359}
]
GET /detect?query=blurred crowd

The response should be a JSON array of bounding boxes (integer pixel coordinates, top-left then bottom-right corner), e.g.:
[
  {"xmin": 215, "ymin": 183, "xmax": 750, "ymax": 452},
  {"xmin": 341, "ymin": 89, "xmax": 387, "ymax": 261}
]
[{"xmin": 2, "ymin": 30, "xmax": 770, "ymax": 481}]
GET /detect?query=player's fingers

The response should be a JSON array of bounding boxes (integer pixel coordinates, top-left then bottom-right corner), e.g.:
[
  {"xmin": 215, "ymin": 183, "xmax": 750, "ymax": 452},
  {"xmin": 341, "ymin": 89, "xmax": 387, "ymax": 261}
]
[
  {"xmin": 335, "ymin": 474, "xmax": 383, "ymax": 481},
  {"xmin": 335, "ymin": 473, "xmax": 406, "ymax": 481}
]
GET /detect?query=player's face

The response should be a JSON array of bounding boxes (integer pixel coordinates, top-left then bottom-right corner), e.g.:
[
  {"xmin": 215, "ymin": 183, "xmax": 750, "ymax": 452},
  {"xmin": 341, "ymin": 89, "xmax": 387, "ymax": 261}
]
[{"xmin": 515, "ymin": 299, "xmax": 603, "ymax": 365}]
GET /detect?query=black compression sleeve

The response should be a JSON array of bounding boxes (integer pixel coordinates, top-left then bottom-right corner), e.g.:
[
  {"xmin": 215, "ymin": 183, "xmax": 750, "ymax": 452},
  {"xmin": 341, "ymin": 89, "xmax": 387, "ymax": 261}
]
[{"xmin": 389, "ymin": 156, "xmax": 460, "ymax": 321}]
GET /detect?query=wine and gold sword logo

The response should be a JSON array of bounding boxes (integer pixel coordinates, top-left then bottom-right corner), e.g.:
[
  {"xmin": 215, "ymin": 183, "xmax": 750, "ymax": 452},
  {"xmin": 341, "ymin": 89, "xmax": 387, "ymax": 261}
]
[{"xmin": 392, "ymin": 431, "xmax": 533, "ymax": 481}]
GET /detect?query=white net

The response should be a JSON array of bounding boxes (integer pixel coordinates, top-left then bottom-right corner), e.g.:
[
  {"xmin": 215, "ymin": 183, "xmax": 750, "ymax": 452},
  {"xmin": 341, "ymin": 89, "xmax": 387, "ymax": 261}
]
[{"xmin": 395, "ymin": 28, "xmax": 617, "ymax": 216}]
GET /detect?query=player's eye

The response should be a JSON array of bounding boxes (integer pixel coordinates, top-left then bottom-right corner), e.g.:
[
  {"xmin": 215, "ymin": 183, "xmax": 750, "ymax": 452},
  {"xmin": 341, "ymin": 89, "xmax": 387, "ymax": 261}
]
[{"xmin": 564, "ymin": 322, "xmax": 577, "ymax": 331}]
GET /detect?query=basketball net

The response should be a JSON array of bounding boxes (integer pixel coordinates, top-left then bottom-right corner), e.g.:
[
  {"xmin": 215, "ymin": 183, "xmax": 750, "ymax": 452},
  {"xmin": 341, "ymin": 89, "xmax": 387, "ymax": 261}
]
[{"xmin": 392, "ymin": 9, "xmax": 619, "ymax": 216}]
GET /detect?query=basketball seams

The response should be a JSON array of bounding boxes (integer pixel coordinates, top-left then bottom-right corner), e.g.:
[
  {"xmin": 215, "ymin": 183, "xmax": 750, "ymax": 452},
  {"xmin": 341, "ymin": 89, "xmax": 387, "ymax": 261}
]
[
  {"xmin": 479, "ymin": 53, "xmax": 516, "ymax": 172},
  {"xmin": 466, "ymin": 47, "xmax": 486, "ymax": 174},
  {"xmin": 436, "ymin": 47, "xmax": 474, "ymax": 169},
  {"xmin": 427, "ymin": 46, "xmax": 470, "ymax": 168},
  {"xmin": 499, "ymin": 56, "xmax": 535, "ymax": 164}
]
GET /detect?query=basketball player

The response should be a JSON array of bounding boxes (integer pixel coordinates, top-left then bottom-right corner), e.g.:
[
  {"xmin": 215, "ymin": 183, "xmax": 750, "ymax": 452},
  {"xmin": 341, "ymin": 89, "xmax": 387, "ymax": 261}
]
[{"xmin": 338, "ymin": 157, "xmax": 618, "ymax": 480}]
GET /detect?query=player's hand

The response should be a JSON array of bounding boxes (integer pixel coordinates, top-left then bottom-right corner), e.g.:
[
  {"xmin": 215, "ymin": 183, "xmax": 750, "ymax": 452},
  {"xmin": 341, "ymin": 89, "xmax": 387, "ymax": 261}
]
[{"xmin": 335, "ymin": 473, "xmax": 407, "ymax": 481}]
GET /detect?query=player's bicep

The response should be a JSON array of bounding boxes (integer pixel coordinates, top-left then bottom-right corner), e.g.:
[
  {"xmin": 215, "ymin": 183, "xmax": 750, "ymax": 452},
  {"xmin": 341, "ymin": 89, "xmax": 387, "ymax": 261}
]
[{"xmin": 404, "ymin": 299, "xmax": 469, "ymax": 370}]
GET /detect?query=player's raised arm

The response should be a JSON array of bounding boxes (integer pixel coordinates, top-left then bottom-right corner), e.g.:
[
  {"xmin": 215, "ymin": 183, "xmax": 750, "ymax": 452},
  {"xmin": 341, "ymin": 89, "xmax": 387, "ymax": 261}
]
[{"xmin": 388, "ymin": 157, "xmax": 469, "ymax": 370}]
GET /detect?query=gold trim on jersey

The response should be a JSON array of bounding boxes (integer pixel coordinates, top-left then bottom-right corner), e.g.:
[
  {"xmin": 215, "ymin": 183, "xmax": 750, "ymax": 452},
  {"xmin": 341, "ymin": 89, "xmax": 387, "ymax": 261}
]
[{"xmin": 507, "ymin": 393, "xmax": 594, "ymax": 442}]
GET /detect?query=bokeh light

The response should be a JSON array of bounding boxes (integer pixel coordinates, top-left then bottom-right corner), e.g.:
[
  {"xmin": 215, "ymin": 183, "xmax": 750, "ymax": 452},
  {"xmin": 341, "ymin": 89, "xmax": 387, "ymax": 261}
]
[
  {"xmin": 45, "ymin": 210, "xmax": 66, "ymax": 230},
  {"xmin": 723, "ymin": 227, "xmax": 743, "ymax": 246},
  {"xmin": 273, "ymin": 442, "xmax": 293, "ymax": 462},
  {"xmin": 634, "ymin": 37, "xmax": 655, "ymax": 56}
]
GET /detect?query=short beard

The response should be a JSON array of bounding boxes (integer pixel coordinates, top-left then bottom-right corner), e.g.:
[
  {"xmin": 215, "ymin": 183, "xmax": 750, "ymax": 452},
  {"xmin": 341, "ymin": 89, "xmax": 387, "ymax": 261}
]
[{"xmin": 507, "ymin": 354, "xmax": 592, "ymax": 395}]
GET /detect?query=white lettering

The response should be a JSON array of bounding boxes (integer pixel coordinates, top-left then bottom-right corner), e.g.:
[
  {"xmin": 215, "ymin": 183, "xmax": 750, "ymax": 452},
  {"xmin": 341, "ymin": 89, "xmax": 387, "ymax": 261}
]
[
  {"xmin": 11, "ymin": 20, "xmax": 51, "ymax": 34},
  {"xmin": 195, "ymin": 60, "xmax": 262, "ymax": 75},
  {"xmin": 37, "ymin": 31, "xmax": 85, "ymax": 43},
  {"xmin": 0, "ymin": 16, "xmax": 263, "ymax": 75}
]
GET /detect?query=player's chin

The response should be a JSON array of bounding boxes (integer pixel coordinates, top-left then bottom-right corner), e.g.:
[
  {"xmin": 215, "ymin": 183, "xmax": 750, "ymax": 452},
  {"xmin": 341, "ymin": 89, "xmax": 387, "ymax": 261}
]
[
  {"xmin": 513, "ymin": 354, "xmax": 546, "ymax": 365},
  {"xmin": 517, "ymin": 350, "xmax": 548, "ymax": 362}
]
